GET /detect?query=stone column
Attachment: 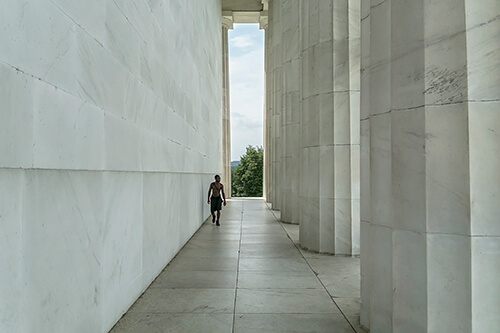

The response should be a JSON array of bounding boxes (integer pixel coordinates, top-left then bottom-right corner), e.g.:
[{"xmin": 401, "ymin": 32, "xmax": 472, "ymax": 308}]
[
  {"xmin": 298, "ymin": 0, "xmax": 325, "ymax": 252},
  {"xmin": 279, "ymin": 0, "xmax": 300, "ymax": 225},
  {"xmin": 360, "ymin": 0, "xmax": 500, "ymax": 331},
  {"xmin": 269, "ymin": 0, "xmax": 282, "ymax": 210},
  {"xmin": 222, "ymin": 16, "xmax": 233, "ymax": 198},
  {"xmin": 262, "ymin": 14, "xmax": 272, "ymax": 202},
  {"xmin": 359, "ymin": 0, "xmax": 371, "ymax": 327},
  {"xmin": 299, "ymin": 0, "xmax": 360, "ymax": 255}
]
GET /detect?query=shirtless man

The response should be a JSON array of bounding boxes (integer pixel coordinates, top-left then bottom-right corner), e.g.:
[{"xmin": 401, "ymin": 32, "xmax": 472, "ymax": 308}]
[{"xmin": 207, "ymin": 175, "xmax": 226, "ymax": 226}]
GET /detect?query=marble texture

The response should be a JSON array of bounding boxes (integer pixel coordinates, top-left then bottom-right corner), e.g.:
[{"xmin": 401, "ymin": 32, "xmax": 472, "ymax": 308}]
[
  {"xmin": 263, "ymin": 22, "xmax": 272, "ymax": 202},
  {"xmin": 469, "ymin": 101, "xmax": 500, "ymax": 236},
  {"xmin": 33, "ymin": 81, "xmax": 105, "ymax": 170},
  {"xmin": 296, "ymin": 0, "xmax": 361, "ymax": 255},
  {"xmin": 427, "ymin": 234, "xmax": 471, "ymax": 333},
  {"xmin": 101, "ymin": 172, "xmax": 144, "ymax": 330},
  {"xmin": 360, "ymin": 0, "xmax": 500, "ymax": 331},
  {"xmin": 279, "ymin": 0, "xmax": 300, "ymax": 225},
  {"xmin": 0, "ymin": 170, "xmax": 23, "ymax": 333},
  {"xmin": 222, "ymin": 23, "xmax": 232, "ymax": 198},
  {"xmin": 22, "ymin": 170, "xmax": 103, "ymax": 333},
  {"xmin": 471, "ymin": 237, "xmax": 500, "ymax": 331},
  {"xmin": 0, "ymin": 63, "xmax": 34, "ymax": 168},
  {"xmin": 359, "ymin": 4, "xmax": 371, "ymax": 326},
  {"xmin": 0, "ymin": 0, "xmax": 222, "ymax": 332},
  {"xmin": 268, "ymin": 0, "xmax": 283, "ymax": 211}
]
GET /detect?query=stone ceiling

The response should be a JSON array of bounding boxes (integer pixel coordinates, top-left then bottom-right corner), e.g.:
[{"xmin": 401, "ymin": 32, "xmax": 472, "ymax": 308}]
[
  {"xmin": 222, "ymin": 0, "xmax": 263, "ymax": 12},
  {"xmin": 221, "ymin": 0, "xmax": 266, "ymax": 25}
]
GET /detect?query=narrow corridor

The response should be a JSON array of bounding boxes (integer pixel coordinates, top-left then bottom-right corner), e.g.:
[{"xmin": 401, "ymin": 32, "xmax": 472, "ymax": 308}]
[{"xmin": 110, "ymin": 199, "xmax": 365, "ymax": 333}]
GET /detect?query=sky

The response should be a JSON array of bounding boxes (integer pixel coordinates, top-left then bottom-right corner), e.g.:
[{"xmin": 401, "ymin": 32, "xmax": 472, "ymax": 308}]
[{"xmin": 228, "ymin": 24, "xmax": 265, "ymax": 161}]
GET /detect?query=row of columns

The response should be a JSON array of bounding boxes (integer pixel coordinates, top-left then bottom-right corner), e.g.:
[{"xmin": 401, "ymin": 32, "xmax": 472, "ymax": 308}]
[
  {"xmin": 263, "ymin": 0, "xmax": 499, "ymax": 331},
  {"xmin": 264, "ymin": 0, "xmax": 360, "ymax": 255}
]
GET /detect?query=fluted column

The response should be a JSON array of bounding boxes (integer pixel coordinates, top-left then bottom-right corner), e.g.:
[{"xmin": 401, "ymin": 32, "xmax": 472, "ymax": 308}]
[
  {"xmin": 222, "ymin": 17, "xmax": 232, "ymax": 197},
  {"xmin": 360, "ymin": 0, "xmax": 500, "ymax": 331},
  {"xmin": 298, "ymin": 0, "xmax": 326, "ymax": 252},
  {"xmin": 299, "ymin": 0, "xmax": 360, "ymax": 255},
  {"xmin": 269, "ymin": 0, "xmax": 282, "ymax": 210},
  {"xmin": 263, "ymin": 14, "xmax": 272, "ymax": 202},
  {"xmin": 359, "ymin": 0, "xmax": 371, "ymax": 327},
  {"xmin": 279, "ymin": 0, "xmax": 300, "ymax": 224}
]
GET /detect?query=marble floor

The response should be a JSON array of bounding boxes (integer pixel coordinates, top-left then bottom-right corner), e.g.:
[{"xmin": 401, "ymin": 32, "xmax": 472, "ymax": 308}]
[{"xmin": 110, "ymin": 198, "xmax": 366, "ymax": 333}]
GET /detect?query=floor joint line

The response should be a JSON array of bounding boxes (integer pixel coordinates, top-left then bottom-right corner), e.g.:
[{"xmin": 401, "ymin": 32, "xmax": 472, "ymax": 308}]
[
  {"xmin": 231, "ymin": 200, "xmax": 244, "ymax": 333},
  {"xmin": 274, "ymin": 207, "xmax": 358, "ymax": 333}
]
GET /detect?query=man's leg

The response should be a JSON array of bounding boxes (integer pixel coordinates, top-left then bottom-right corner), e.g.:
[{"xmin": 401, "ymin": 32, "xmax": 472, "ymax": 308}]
[
  {"xmin": 216, "ymin": 210, "xmax": 221, "ymax": 226},
  {"xmin": 210, "ymin": 198, "xmax": 216, "ymax": 222}
]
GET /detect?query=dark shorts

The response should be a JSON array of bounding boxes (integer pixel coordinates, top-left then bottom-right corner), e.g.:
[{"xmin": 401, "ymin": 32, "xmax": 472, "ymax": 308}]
[{"xmin": 211, "ymin": 196, "xmax": 222, "ymax": 213}]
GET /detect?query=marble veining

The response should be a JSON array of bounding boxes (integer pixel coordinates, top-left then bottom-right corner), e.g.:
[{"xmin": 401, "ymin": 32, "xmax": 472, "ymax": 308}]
[{"xmin": 0, "ymin": 0, "xmax": 222, "ymax": 332}]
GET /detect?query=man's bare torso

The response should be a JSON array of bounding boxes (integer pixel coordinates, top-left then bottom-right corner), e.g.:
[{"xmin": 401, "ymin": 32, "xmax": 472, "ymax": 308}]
[{"xmin": 211, "ymin": 182, "xmax": 223, "ymax": 197}]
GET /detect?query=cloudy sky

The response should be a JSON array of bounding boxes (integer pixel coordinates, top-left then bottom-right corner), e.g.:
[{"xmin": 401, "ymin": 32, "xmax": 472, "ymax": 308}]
[{"xmin": 228, "ymin": 24, "xmax": 264, "ymax": 161}]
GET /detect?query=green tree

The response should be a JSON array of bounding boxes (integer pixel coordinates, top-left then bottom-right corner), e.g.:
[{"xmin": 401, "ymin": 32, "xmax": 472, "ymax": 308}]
[{"xmin": 232, "ymin": 145, "xmax": 263, "ymax": 197}]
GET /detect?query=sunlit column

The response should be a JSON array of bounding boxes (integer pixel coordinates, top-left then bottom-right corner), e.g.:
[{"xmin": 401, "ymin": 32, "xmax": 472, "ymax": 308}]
[{"xmin": 222, "ymin": 15, "xmax": 233, "ymax": 198}]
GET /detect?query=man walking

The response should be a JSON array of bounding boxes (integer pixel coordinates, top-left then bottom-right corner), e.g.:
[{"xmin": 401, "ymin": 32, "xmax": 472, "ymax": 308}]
[{"xmin": 207, "ymin": 175, "xmax": 226, "ymax": 226}]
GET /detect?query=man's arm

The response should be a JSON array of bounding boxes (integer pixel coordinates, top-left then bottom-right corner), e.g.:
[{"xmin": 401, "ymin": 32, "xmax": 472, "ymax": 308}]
[
  {"xmin": 221, "ymin": 185, "xmax": 226, "ymax": 206},
  {"xmin": 207, "ymin": 183, "xmax": 212, "ymax": 204}
]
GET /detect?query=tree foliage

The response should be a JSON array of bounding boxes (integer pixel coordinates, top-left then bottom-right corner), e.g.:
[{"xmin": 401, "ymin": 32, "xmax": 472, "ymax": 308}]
[{"xmin": 232, "ymin": 145, "xmax": 263, "ymax": 197}]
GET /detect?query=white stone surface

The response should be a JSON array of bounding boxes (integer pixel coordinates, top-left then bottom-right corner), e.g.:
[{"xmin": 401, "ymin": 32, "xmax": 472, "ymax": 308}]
[
  {"xmin": 33, "ymin": 82, "xmax": 105, "ymax": 170},
  {"xmin": 269, "ymin": 0, "xmax": 283, "ymax": 211},
  {"xmin": 0, "ymin": 0, "xmax": 222, "ymax": 332},
  {"xmin": 0, "ymin": 63, "xmax": 34, "ymax": 168},
  {"xmin": 279, "ymin": 0, "xmax": 300, "ymax": 225},
  {"xmin": 360, "ymin": 0, "xmax": 500, "ymax": 331},
  {"xmin": 469, "ymin": 101, "xmax": 500, "ymax": 236},
  {"xmin": 427, "ymin": 234, "xmax": 471, "ymax": 333},
  {"xmin": 222, "ymin": 22, "xmax": 232, "ymax": 198},
  {"xmin": 0, "ymin": 170, "xmax": 23, "ymax": 333},
  {"xmin": 22, "ymin": 170, "xmax": 103, "ymax": 332},
  {"xmin": 471, "ymin": 236, "xmax": 500, "ymax": 331},
  {"xmin": 101, "ymin": 172, "xmax": 143, "ymax": 330},
  {"xmin": 296, "ymin": 0, "xmax": 360, "ymax": 255}
]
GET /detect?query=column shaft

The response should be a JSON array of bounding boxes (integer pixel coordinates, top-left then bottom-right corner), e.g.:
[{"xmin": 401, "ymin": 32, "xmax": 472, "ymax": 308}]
[
  {"xmin": 299, "ymin": 0, "xmax": 360, "ymax": 255},
  {"xmin": 269, "ymin": 0, "xmax": 282, "ymax": 210},
  {"xmin": 279, "ymin": 0, "xmax": 300, "ymax": 224},
  {"xmin": 360, "ymin": 0, "xmax": 500, "ymax": 331},
  {"xmin": 222, "ymin": 25, "xmax": 232, "ymax": 197},
  {"xmin": 263, "ymin": 23, "xmax": 270, "ymax": 202}
]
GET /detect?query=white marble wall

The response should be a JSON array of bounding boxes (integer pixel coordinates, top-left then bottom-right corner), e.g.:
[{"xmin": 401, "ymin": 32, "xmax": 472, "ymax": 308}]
[
  {"xmin": 0, "ymin": 0, "xmax": 223, "ymax": 332},
  {"xmin": 360, "ymin": 0, "xmax": 500, "ymax": 331}
]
